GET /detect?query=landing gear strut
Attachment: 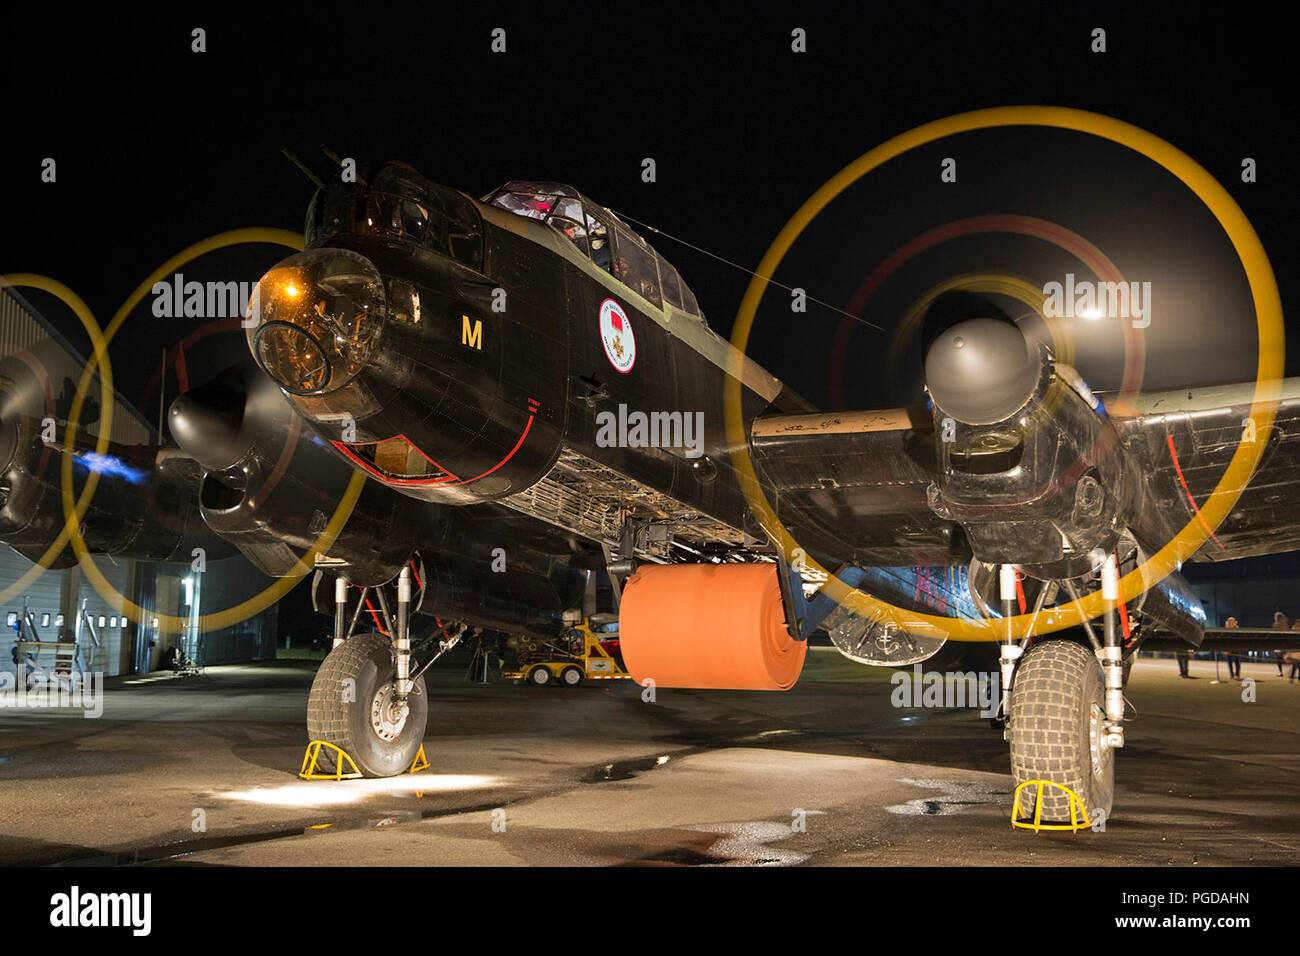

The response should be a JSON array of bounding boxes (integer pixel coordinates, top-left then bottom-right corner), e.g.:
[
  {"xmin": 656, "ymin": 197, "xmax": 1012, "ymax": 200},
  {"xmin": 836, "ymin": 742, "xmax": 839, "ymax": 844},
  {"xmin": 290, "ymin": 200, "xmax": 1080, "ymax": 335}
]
[
  {"xmin": 306, "ymin": 566, "xmax": 431, "ymax": 778},
  {"xmin": 1001, "ymin": 558, "xmax": 1125, "ymax": 822}
]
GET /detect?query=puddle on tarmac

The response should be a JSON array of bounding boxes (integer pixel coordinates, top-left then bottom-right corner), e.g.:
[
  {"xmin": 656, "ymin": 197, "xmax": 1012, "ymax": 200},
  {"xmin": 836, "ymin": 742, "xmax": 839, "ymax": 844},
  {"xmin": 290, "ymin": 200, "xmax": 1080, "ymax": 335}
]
[
  {"xmin": 614, "ymin": 819, "xmax": 817, "ymax": 867},
  {"xmin": 578, "ymin": 730, "xmax": 809, "ymax": 785},
  {"xmin": 885, "ymin": 777, "xmax": 1008, "ymax": 816},
  {"xmin": 581, "ymin": 754, "xmax": 675, "ymax": 783}
]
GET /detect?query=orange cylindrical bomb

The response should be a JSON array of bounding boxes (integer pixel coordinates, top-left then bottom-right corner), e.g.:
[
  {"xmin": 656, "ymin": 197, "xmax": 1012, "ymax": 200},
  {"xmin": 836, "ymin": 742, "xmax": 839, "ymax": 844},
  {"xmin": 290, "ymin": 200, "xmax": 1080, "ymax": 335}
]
[{"xmin": 619, "ymin": 563, "xmax": 805, "ymax": 691}]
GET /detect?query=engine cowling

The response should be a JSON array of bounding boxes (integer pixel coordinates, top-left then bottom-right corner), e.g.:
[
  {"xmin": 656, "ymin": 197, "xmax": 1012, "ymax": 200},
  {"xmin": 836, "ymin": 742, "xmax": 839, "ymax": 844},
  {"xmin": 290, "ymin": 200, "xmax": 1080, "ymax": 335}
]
[
  {"xmin": 171, "ymin": 365, "xmax": 422, "ymax": 587},
  {"xmin": 926, "ymin": 318, "xmax": 1135, "ymax": 580}
]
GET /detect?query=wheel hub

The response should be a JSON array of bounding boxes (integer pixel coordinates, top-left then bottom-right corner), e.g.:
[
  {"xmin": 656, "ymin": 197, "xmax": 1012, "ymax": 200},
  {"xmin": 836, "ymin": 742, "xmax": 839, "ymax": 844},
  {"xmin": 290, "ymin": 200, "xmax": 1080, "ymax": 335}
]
[
  {"xmin": 370, "ymin": 682, "xmax": 409, "ymax": 741},
  {"xmin": 1089, "ymin": 700, "xmax": 1108, "ymax": 772}
]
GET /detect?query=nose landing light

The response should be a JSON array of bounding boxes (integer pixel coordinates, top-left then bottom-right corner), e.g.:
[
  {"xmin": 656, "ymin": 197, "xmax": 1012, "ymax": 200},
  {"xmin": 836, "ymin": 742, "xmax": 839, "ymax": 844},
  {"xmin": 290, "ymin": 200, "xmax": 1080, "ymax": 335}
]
[{"xmin": 246, "ymin": 248, "xmax": 386, "ymax": 395}]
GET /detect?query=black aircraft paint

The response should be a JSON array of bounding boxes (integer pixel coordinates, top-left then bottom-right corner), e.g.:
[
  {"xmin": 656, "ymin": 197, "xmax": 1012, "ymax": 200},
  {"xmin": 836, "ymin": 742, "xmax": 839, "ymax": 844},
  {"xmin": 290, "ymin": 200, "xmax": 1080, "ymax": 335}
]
[{"xmin": 247, "ymin": 167, "xmax": 808, "ymax": 533}]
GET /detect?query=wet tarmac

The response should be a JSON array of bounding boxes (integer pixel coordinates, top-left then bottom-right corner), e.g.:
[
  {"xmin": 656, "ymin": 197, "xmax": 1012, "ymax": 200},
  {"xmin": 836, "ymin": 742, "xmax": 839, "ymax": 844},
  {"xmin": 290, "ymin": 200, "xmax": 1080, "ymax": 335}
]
[{"xmin": 0, "ymin": 649, "xmax": 1296, "ymax": 866}]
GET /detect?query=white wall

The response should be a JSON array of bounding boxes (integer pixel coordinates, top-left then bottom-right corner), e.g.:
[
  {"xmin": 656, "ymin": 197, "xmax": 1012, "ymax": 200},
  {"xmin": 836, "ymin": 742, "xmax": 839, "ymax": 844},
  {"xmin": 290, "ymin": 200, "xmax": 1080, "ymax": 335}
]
[{"xmin": 1, "ymin": 545, "xmax": 132, "ymax": 679}]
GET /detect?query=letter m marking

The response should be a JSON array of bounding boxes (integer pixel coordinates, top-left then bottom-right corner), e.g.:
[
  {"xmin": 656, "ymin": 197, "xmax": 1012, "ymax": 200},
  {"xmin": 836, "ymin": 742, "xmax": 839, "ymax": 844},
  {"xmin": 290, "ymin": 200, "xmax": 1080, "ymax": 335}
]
[{"xmin": 461, "ymin": 315, "xmax": 483, "ymax": 350}]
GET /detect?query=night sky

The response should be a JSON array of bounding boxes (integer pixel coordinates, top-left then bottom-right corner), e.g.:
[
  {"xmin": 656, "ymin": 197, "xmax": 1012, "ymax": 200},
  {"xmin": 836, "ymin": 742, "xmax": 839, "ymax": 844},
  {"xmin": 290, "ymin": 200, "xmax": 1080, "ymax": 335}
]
[{"xmin": 4, "ymin": 2, "xmax": 1295, "ymax": 414}]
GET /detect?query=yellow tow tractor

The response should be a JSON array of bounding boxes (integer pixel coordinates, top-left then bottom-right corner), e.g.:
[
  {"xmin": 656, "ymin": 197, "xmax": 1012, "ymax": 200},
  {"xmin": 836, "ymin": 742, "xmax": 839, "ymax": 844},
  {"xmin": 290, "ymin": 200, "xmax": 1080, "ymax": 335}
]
[{"xmin": 506, "ymin": 614, "xmax": 631, "ymax": 687}]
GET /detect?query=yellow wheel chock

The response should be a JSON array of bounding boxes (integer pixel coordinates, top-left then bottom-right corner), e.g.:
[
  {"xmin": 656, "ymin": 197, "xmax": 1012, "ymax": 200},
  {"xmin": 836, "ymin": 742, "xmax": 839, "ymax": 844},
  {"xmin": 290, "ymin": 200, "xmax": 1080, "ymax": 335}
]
[
  {"xmin": 408, "ymin": 743, "xmax": 429, "ymax": 773},
  {"xmin": 300, "ymin": 741, "xmax": 363, "ymax": 780},
  {"xmin": 1011, "ymin": 779, "xmax": 1092, "ymax": 832},
  {"xmin": 299, "ymin": 740, "xmax": 430, "ymax": 780}
]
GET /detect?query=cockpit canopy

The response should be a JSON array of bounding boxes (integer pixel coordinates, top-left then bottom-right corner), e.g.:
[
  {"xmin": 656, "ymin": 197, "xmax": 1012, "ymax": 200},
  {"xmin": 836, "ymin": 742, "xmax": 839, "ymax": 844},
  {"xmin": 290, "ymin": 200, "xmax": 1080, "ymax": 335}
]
[{"xmin": 485, "ymin": 181, "xmax": 704, "ymax": 320}]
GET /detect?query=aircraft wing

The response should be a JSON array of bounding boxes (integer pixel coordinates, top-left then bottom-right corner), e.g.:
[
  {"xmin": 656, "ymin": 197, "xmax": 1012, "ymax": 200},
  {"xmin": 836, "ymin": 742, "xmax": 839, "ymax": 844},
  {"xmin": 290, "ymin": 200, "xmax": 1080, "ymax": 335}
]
[
  {"xmin": 750, "ymin": 379, "xmax": 1300, "ymax": 571},
  {"xmin": 1108, "ymin": 380, "xmax": 1300, "ymax": 561},
  {"xmin": 1141, "ymin": 628, "xmax": 1300, "ymax": 652},
  {"xmin": 748, "ymin": 405, "xmax": 962, "ymax": 567}
]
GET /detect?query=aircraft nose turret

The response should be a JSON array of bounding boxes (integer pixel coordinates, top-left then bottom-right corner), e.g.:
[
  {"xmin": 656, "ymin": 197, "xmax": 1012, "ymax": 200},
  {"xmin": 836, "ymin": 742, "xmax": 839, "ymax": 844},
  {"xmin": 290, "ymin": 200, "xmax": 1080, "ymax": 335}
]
[
  {"xmin": 245, "ymin": 248, "xmax": 386, "ymax": 396},
  {"xmin": 924, "ymin": 317, "xmax": 1043, "ymax": 425}
]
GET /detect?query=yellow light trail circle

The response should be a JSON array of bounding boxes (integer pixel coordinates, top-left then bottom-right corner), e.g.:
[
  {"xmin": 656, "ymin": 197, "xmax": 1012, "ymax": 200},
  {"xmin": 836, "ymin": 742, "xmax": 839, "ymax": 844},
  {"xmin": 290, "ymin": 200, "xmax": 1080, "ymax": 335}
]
[
  {"xmin": 0, "ymin": 275, "xmax": 114, "ymax": 605},
  {"xmin": 57, "ymin": 228, "xmax": 368, "ymax": 634},
  {"xmin": 724, "ymin": 106, "xmax": 1284, "ymax": 642}
]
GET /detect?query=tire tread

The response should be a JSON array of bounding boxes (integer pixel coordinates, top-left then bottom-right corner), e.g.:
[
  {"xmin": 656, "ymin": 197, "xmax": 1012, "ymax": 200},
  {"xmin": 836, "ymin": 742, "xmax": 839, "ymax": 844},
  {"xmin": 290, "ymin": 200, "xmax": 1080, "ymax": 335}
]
[{"xmin": 1008, "ymin": 639, "xmax": 1112, "ymax": 821}]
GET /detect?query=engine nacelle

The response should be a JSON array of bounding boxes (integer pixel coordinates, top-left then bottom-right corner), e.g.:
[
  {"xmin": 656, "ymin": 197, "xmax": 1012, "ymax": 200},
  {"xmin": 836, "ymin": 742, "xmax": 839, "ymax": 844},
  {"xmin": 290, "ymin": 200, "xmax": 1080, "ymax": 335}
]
[
  {"xmin": 927, "ymin": 324, "xmax": 1134, "ymax": 579},
  {"xmin": 182, "ymin": 370, "xmax": 426, "ymax": 588}
]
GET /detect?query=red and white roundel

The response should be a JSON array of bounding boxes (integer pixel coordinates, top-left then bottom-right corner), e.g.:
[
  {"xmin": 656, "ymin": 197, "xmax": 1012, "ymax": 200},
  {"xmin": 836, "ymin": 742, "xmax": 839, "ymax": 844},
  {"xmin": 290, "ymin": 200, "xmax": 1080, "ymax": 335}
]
[{"xmin": 599, "ymin": 298, "xmax": 636, "ymax": 373}]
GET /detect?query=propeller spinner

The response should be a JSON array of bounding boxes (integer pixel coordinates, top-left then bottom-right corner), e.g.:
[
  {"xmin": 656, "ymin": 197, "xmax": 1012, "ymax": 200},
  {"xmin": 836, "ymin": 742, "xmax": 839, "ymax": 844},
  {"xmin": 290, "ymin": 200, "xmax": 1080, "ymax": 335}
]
[{"xmin": 924, "ymin": 317, "xmax": 1043, "ymax": 425}]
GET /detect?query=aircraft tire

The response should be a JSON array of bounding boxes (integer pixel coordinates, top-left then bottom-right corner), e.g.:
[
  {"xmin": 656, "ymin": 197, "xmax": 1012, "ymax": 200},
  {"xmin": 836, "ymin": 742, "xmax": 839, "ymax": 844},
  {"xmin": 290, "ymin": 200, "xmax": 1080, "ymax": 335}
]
[
  {"xmin": 1007, "ymin": 639, "xmax": 1114, "ymax": 822},
  {"xmin": 307, "ymin": 633, "xmax": 428, "ymax": 778}
]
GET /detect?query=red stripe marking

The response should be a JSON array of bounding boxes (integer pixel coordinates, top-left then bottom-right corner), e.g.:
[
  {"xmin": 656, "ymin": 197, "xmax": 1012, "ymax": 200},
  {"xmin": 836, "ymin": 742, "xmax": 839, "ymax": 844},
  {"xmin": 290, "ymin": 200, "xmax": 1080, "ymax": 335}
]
[
  {"xmin": 333, "ymin": 433, "xmax": 457, "ymax": 485},
  {"xmin": 332, "ymin": 415, "xmax": 534, "ymax": 488},
  {"xmin": 1166, "ymin": 434, "xmax": 1225, "ymax": 551},
  {"xmin": 1014, "ymin": 571, "xmax": 1027, "ymax": 614},
  {"xmin": 365, "ymin": 598, "xmax": 389, "ymax": 636},
  {"xmin": 174, "ymin": 340, "xmax": 190, "ymax": 394}
]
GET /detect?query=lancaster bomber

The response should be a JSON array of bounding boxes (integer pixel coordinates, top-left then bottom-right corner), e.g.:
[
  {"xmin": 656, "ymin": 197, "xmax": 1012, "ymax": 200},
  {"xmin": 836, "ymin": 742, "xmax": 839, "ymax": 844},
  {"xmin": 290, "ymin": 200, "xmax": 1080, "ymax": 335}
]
[{"xmin": 4, "ymin": 158, "xmax": 1298, "ymax": 820}]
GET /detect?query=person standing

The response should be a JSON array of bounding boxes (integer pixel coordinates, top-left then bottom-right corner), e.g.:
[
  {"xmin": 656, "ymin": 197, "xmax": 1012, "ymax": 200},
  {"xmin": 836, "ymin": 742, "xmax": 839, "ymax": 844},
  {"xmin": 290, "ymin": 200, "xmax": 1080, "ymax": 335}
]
[
  {"xmin": 1224, "ymin": 617, "xmax": 1241, "ymax": 679},
  {"xmin": 1273, "ymin": 613, "xmax": 1291, "ymax": 677},
  {"xmin": 465, "ymin": 627, "xmax": 487, "ymax": 683},
  {"xmin": 10, "ymin": 642, "xmax": 35, "ymax": 690},
  {"xmin": 1287, "ymin": 650, "xmax": 1300, "ymax": 683}
]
